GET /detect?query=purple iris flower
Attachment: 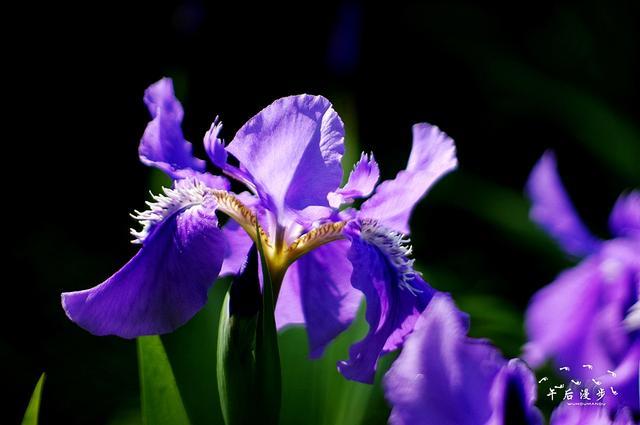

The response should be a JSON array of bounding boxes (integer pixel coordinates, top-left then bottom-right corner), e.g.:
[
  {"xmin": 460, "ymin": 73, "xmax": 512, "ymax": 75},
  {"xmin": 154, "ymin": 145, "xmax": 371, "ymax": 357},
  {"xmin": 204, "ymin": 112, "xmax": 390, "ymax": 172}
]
[
  {"xmin": 61, "ymin": 77, "xmax": 458, "ymax": 383},
  {"xmin": 523, "ymin": 152, "xmax": 639, "ymax": 411},
  {"xmin": 383, "ymin": 293, "xmax": 638, "ymax": 424},
  {"xmin": 384, "ymin": 293, "xmax": 543, "ymax": 425},
  {"xmin": 550, "ymin": 403, "xmax": 637, "ymax": 425}
]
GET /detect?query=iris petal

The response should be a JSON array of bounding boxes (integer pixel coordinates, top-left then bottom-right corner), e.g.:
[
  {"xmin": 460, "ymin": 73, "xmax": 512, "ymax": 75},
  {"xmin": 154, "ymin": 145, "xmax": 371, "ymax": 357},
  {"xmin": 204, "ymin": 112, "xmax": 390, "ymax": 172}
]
[
  {"xmin": 524, "ymin": 239, "xmax": 638, "ymax": 376},
  {"xmin": 360, "ymin": 123, "xmax": 457, "ymax": 234},
  {"xmin": 337, "ymin": 224, "xmax": 435, "ymax": 383},
  {"xmin": 139, "ymin": 78, "xmax": 207, "ymax": 178},
  {"xmin": 328, "ymin": 152, "xmax": 380, "ymax": 208},
  {"xmin": 226, "ymin": 95, "xmax": 344, "ymax": 217},
  {"xmin": 62, "ymin": 203, "xmax": 224, "ymax": 338},
  {"xmin": 384, "ymin": 294, "xmax": 502, "ymax": 425},
  {"xmin": 526, "ymin": 151, "xmax": 600, "ymax": 257},
  {"xmin": 219, "ymin": 218, "xmax": 254, "ymax": 277},
  {"xmin": 609, "ymin": 191, "xmax": 640, "ymax": 240},
  {"xmin": 384, "ymin": 294, "xmax": 542, "ymax": 425},
  {"xmin": 276, "ymin": 240, "xmax": 362, "ymax": 358},
  {"xmin": 550, "ymin": 403, "xmax": 634, "ymax": 425}
]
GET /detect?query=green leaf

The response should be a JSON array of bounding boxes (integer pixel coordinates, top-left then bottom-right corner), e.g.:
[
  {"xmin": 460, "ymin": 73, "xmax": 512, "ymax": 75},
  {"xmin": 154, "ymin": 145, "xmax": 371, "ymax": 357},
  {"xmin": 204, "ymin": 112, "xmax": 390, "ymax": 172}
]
[
  {"xmin": 279, "ymin": 303, "xmax": 392, "ymax": 425},
  {"xmin": 137, "ymin": 336, "xmax": 191, "ymax": 425},
  {"xmin": 21, "ymin": 373, "xmax": 45, "ymax": 425},
  {"xmin": 163, "ymin": 280, "xmax": 229, "ymax": 425},
  {"xmin": 216, "ymin": 290, "xmax": 259, "ymax": 425}
]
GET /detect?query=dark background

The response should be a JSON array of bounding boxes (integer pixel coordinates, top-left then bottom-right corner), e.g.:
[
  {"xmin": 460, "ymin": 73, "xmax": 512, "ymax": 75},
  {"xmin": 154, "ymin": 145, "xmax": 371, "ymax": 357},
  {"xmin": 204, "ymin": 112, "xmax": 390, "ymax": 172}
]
[{"xmin": 6, "ymin": 1, "xmax": 639, "ymax": 423}]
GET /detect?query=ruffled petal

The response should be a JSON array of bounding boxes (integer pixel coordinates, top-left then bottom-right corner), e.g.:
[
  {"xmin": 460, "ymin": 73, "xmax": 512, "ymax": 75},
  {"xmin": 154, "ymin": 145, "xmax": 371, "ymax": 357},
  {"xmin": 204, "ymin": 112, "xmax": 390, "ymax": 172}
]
[
  {"xmin": 609, "ymin": 191, "xmax": 640, "ymax": 240},
  {"xmin": 203, "ymin": 117, "xmax": 258, "ymax": 192},
  {"xmin": 360, "ymin": 123, "xmax": 457, "ymax": 234},
  {"xmin": 337, "ymin": 221, "xmax": 435, "ymax": 383},
  {"xmin": 226, "ymin": 95, "xmax": 344, "ymax": 216},
  {"xmin": 328, "ymin": 152, "xmax": 380, "ymax": 208},
  {"xmin": 139, "ymin": 78, "xmax": 206, "ymax": 178},
  {"xmin": 526, "ymin": 151, "xmax": 600, "ymax": 257},
  {"xmin": 62, "ymin": 203, "xmax": 224, "ymax": 338},
  {"xmin": 275, "ymin": 240, "xmax": 362, "ymax": 358},
  {"xmin": 384, "ymin": 294, "xmax": 503, "ymax": 425}
]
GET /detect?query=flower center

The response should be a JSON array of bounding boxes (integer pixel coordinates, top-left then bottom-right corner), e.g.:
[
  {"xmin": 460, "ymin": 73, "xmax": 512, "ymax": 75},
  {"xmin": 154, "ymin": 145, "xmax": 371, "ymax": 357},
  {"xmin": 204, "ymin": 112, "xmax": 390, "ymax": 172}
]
[
  {"xmin": 210, "ymin": 191, "xmax": 346, "ymax": 282},
  {"xmin": 359, "ymin": 218, "xmax": 422, "ymax": 294},
  {"xmin": 132, "ymin": 181, "xmax": 348, "ymax": 289}
]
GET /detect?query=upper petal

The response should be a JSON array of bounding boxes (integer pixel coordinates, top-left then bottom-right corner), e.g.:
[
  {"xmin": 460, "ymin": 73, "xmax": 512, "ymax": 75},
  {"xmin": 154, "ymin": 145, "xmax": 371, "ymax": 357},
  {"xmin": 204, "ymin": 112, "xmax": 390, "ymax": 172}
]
[
  {"xmin": 62, "ymin": 198, "xmax": 224, "ymax": 338},
  {"xmin": 384, "ymin": 294, "xmax": 503, "ymax": 425},
  {"xmin": 360, "ymin": 123, "xmax": 457, "ymax": 234},
  {"xmin": 226, "ymin": 95, "xmax": 344, "ymax": 216},
  {"xmin": 327, "ymin": 152, "xmax": 380, "ymax": 208},
  {"xmin": 609, "ymin": 191, "xmax": 640, "ymax": 240},
  {"xmin": 139, "ymin": 78, "xmax": 206, "ymax": 178},
  {"xmin": 337, "ymin": 220, "xmax": 436, "ymax": 383},
  {"xmin": 275, "ymin": 239, "xmax": 362, "ymax": 358},
  {"xmin": 526, "ymin": 151, "xmax": 600, "ymax": 257}
]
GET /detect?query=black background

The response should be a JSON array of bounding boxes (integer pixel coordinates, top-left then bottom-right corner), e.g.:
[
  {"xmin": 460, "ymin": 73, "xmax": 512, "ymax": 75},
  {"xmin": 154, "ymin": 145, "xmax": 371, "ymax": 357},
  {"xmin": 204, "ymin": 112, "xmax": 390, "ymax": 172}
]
[{"xmin": 5, "ymin": 1, "xmax": 639, "ymax": 423}]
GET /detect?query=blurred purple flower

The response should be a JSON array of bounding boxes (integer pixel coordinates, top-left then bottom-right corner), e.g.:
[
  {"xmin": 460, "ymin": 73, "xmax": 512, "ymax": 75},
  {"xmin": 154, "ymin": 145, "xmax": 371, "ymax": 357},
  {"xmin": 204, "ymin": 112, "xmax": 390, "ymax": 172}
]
[
  {"xmin": 384, "ymin": 293, "xmax": 543, "ymax": 425},
  {"xmin": 62, "ymin": 77, "xmax": 458, "ymax": 383},
  {"xmin": 523, "ymin": 152, "xmax": 639, "ymax": 411},
  {"xmin": 550, "ymin": 403, "xmax": 637, "ymax": 425}
]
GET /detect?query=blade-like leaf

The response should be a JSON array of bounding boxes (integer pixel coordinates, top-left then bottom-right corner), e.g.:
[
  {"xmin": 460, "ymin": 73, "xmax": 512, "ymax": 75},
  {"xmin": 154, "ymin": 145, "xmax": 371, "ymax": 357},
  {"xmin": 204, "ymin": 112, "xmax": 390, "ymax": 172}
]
[
  {"xmin": 217, "ymin": 290, "xmax": 258, "ymax": 425},
  {"xmin": 137, "ymin": 336, "xmax": 191, "ymax": 425},
  {"xmin": 216, "ymin": 247, "xmax": 260, "ymax": 425},
  {"xmin": 21, "ymin": 373, "xmax": 45, "ymax": 425}
]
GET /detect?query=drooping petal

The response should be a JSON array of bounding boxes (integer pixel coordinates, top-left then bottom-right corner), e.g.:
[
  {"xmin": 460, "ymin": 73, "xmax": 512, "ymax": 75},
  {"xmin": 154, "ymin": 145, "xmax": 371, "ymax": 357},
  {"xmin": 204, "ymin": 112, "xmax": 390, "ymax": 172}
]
[
  {"xmin": 360, "ymin": 123, "xmax": 457, "ymax": 234},
  {"xmin": 226, "ymin": 95, "xmax": 344, "ymax": 215},
  {"xmin": 385, "ymin": 294, "xmax": 542, "ymax": 425},
  {"xmin": 139, "ymin": 78, "xmax": 206, "ymax": 178},
  {"xmin": 276, "ymin": 240, "xmax": 362, "ymax": 358},
  {"xmin": 327, "ymin": 152, "xmax": 380, "ymax": 208},
  {"xmin": 337, "ymin": 221, "xmax": 435, "ymax": 383},
  {"xmin": 526, "ymin": 151, "xmax": 600, "ymax": 257},
  {"xmin": 609, "ymin": 191, "xmax": 640, "ymax": 240},
  {"xmin": 62, "ymin": 201, "xmax": 224, "ymax": 338},
  {"xmin": 384, "ymin": 294, "xmax": 503, "ymax": 425}
]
